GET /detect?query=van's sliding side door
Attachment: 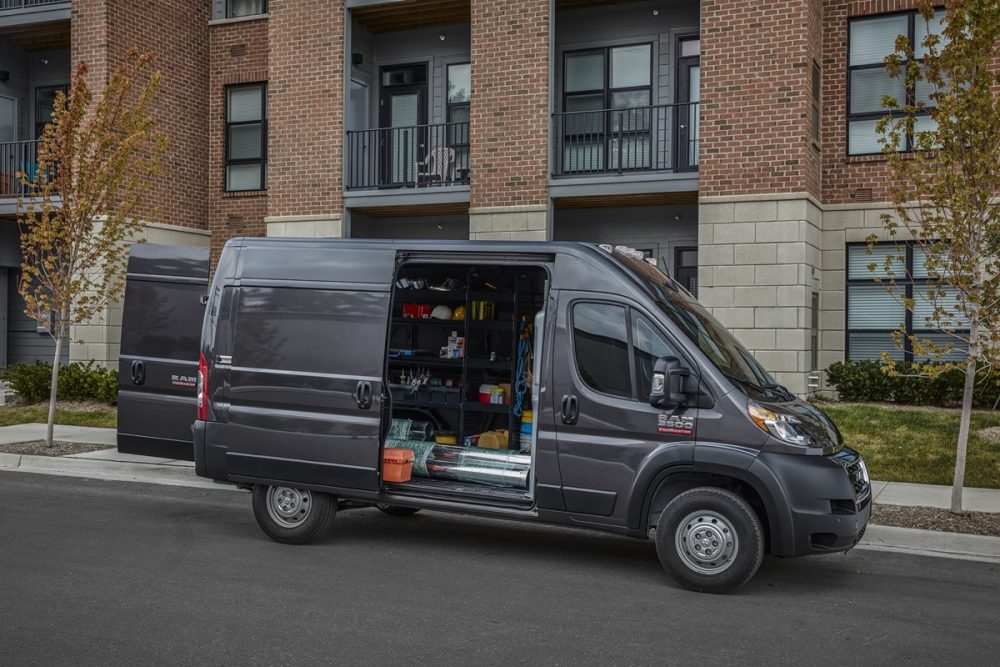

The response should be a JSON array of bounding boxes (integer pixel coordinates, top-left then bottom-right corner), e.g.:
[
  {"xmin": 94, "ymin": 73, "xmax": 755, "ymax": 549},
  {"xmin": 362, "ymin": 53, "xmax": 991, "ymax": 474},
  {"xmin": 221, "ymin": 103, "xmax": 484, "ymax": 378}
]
[{"xmin": 223, "ymin": 245, "xmax": 395, "ymax": 492}]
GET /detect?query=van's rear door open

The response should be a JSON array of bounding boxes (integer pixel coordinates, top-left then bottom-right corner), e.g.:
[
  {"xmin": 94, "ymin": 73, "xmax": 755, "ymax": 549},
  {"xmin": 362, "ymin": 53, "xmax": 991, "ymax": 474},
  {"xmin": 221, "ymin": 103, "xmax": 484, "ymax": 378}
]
[{"xmin": 117, "ymin": 244, "xmax": 210, "ymax": 460}]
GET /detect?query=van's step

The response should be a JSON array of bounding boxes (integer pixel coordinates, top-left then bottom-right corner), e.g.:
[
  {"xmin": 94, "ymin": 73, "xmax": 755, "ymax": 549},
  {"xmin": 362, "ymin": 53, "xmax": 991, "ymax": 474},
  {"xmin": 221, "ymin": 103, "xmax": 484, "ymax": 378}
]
[{"xmin": 384, "ymin": 477, "xmax": 531, "ymax": 507}]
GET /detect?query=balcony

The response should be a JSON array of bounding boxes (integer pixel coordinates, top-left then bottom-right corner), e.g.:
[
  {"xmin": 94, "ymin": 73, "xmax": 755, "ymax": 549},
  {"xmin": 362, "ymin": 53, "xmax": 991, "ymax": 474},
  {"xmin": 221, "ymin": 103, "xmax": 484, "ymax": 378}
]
[
  {"xmin": 0, "ymin": 0, "xmax": 65, "ymax": 9},
  {"xmin": 0, "ymin": 139, "xmax": 38, "ymax": 199},
  {"xmin": 345, "ymin": 121, "xmax": 470, "ymax": 191},
  {"xmin": 0, "ymin": 0, "xmax": 69, "ymax": 30},
  {"xmin": 552, "ymin": 102, "xmax": 699, "ymax": 178}
]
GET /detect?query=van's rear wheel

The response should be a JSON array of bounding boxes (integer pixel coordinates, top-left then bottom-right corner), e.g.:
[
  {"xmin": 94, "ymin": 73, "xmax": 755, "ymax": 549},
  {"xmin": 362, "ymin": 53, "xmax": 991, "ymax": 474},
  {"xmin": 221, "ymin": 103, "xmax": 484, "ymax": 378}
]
[
  {"xmin": 654, "ymin": 487, "xmax": 764, "ymax": 594},
  {"xmin": 377, "ymin": 504, "xmax": 421, "ymax": 517},
  {"xmin": 252, "ymin": 485, "xmax": 336, "ymax": 544}
]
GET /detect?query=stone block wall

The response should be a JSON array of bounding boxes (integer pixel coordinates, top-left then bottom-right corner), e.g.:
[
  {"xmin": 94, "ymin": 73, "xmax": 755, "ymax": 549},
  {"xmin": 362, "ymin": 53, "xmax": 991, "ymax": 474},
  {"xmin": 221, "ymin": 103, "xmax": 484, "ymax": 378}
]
[
  {"xmin": 699, "ymin": 196, "xmax": 823, "ymax": 394},
  {"xmin": 468, "ymin": 205, "xmax": 547, "ymax": 241}
]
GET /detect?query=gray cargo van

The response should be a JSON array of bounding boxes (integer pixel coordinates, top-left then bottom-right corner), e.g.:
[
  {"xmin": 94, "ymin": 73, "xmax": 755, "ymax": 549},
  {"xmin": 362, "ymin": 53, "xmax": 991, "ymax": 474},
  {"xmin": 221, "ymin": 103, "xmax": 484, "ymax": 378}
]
[{"xmin": 123, "ymin": 239, "xmax": 870, "ymax": 593}]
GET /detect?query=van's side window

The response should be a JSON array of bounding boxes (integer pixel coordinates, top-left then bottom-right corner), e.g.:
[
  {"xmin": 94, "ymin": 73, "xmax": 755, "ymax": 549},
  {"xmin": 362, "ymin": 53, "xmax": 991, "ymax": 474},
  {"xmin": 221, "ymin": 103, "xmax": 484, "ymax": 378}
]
[
  {"xmin": 572, "ymin": 303, "xmax": 631, "ymax": 398},
  {"xmin": 633, "ymin": 313, "xmax": 681, "ymax": 398}
]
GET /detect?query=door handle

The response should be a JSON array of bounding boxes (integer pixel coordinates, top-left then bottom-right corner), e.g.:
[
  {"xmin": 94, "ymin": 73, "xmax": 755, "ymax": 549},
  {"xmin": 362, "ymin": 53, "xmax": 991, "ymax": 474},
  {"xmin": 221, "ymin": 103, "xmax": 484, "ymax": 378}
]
[
  {"xmin": 356, "ymin": 381, "xmax": 372, "ymax": 410},
  {"xmin": 560, "ymin": 394, "xmax": 578, "ymax": 425},
  {"xmin": 130, "ymin": 360, "xmax": 145, "ymax": 386}
]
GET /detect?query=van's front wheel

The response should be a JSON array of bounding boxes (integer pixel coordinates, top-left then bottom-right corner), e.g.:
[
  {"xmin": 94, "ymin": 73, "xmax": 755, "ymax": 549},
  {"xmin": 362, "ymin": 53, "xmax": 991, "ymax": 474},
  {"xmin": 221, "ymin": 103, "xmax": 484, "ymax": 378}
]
[
  {"xmin": 252, "ymin": 485, "xmax": 336, "ymax": 544},
  {"xmin": 654, "ymin": 487, "xmax": 764, "ymax": 594}
]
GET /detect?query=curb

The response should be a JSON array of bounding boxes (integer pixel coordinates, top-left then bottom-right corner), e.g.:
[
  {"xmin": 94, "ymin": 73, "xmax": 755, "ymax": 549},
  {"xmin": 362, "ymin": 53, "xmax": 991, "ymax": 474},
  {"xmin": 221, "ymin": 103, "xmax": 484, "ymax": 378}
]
[
  {"xmin": 0, "ymin": 452, "xmax": 239, "ymax": 492},
  {"xmin": 857, "ymin": 525, "xmax": 1000, "ymax": 563},
  {"xmin": 0, "ymin": 452, "xmax": 22, "ymax": 468}
]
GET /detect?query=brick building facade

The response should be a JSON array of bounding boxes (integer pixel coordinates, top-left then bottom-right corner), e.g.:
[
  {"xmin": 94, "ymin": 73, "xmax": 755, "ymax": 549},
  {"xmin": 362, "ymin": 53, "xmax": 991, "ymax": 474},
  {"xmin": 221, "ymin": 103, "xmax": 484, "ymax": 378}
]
[{"xmin": 0, "ymin": 0, "xmax": 962, "ymax": 393}]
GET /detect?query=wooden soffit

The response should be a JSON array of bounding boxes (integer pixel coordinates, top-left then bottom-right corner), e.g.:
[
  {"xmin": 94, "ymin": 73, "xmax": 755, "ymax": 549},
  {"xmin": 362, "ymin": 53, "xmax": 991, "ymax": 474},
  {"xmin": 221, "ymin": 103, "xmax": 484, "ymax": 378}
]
[
  {"xmin": 554, "ymin": 191, "xmax": 698, "ymax": 209},
  {"xmin": 0, "ymin": 19, "xmax": 70, "ymax": 52},
  {"xmin": 352, "ymin": 0, "xmax": 470, "ymax": 34},
  {"xmin": 555, "ymin": 0, "xmax": 646, "ymax": 10},
  {"xmin": 351, "ymin": 202, "xmax": 470, "ymax": 218}
]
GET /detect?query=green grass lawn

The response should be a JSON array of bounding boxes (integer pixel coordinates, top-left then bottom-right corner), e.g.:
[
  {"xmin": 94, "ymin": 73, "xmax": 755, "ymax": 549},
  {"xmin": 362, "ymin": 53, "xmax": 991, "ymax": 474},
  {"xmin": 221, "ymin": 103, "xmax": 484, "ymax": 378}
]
[
  {"xmin": 0, "ymin": 404, "xmax": 117, "ymax": 429},
  {"xmin": 816, "ymin": 402, "xmax": 1000, "ymax": 489}
]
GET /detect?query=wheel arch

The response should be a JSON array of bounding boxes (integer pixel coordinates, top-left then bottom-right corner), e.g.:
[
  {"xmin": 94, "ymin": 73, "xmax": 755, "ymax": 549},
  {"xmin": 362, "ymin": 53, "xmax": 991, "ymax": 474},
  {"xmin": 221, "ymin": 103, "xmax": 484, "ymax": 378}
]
[{"xmin": 630, "ymin": 446, "xmax": 794, "ymax": 555}]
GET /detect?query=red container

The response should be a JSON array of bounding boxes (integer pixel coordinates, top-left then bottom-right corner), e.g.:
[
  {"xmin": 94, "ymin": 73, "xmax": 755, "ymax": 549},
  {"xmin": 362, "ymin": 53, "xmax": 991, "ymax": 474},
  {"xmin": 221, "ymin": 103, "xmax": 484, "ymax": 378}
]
[
  {"xmin": 402, "ymin": 303, "xmax": 419, "ymax": 318},
  {"xmin": 383, "ymin": 448, "xmax": 415, "ymax": 483},
  {"xmin": 417, "ymin": 304, "xmax": 432, "ymax": 319}
]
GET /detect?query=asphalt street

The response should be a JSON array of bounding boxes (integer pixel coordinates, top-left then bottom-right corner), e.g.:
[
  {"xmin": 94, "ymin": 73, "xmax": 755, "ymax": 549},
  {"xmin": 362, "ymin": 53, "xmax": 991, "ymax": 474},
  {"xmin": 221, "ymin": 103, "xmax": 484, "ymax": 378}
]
[{"xmin": 2, "ymin": 474, "xmax": 998, "ymax": 665}]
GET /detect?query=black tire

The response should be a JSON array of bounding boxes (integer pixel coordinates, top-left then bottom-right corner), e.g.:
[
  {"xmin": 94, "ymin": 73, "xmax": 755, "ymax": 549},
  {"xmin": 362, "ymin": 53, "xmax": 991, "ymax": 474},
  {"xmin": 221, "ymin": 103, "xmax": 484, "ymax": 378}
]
[
  {"xmin": 251, "ymin": 485, "xmax": 337, "ymax": 545},
  {"xmin": 654, "ymin": 487, "xmax": 764, "ymax": 594},
  {"xmin": 377, "ymin": 503, "xmax": 421, "ymax": 517}
]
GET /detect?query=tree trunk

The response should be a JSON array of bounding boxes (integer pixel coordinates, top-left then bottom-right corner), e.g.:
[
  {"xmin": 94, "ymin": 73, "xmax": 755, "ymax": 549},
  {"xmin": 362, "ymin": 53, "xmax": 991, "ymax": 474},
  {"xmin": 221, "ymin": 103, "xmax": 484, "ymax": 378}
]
[
  {"xmin": 45, "ymin": 336, "xmax": 63, "ymax": 448},
  {"xmin": 951, "ymin": 321, "xmax": 978, "ymax": 514}
]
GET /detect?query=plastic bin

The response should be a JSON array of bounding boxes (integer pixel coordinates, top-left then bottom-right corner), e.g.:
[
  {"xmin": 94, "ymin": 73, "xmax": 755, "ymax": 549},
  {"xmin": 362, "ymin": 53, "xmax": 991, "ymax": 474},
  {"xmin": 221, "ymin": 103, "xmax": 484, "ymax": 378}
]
[{"xmin": 383, "ymin": 447, "xmax": 415, "ymax": 483}]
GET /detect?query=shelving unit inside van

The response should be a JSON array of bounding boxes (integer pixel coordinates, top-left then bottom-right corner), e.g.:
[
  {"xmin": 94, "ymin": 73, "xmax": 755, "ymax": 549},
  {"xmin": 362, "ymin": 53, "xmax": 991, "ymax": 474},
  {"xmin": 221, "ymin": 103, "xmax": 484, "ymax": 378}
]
[{"xmin": 384, "ymin": 263, "xmax": 545, "ymax": 499}]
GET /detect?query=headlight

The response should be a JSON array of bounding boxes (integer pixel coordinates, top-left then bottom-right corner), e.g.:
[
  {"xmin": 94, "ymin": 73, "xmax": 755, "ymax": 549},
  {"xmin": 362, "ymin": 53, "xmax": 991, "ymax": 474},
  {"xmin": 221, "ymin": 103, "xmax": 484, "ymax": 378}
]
[{"xmin": 748, "ymin": 401, "xmax": 816, "ymax": 447}]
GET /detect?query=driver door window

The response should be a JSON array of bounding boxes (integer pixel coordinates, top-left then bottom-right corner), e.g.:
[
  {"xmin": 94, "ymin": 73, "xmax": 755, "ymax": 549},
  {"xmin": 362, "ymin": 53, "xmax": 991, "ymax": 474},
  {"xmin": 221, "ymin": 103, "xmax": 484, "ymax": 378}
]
[{"xmin": 571, "ymin": 302, "xmax": 683, "ymax": 400}]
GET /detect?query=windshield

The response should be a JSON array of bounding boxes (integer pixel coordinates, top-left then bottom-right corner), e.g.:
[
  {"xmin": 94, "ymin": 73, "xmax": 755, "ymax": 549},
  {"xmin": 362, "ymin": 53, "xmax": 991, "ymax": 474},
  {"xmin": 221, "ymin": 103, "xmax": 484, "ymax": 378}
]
[{"xmin": 611, "ymin": 249, "xmax": 787, "ymax": 399}]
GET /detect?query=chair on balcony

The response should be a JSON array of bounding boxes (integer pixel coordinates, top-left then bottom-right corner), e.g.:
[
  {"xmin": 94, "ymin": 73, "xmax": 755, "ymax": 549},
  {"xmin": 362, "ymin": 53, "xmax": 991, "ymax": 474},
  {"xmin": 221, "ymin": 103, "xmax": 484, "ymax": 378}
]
[{"xmin": 415, "ymin": 146, "xmax": 455, "ymax": 186}]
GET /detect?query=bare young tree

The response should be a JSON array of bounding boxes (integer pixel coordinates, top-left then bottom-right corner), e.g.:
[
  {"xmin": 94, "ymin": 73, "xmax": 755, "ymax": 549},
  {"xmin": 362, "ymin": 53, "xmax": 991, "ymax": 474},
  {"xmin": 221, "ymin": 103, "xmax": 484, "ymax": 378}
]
[
  {"xmin": 16, "ymin": 49, "xmax": 165, "ymax": 446},
  {"xmin": 873, "ymin": 0, "xmax": 1000, "ymax": 512}
]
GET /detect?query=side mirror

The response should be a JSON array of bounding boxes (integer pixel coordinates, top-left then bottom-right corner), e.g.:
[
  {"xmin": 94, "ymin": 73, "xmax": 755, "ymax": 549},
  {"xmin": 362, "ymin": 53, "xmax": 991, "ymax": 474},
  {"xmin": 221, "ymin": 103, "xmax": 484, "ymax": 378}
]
[{"xmin": 650, "ymin": 356, "xmax": 690, "ymax": 409}]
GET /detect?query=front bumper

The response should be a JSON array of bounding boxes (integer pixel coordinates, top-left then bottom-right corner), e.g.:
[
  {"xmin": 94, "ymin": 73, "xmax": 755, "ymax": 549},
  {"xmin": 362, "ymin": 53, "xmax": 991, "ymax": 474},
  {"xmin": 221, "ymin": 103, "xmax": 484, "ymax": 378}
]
[{"xmin": 751, "ymin": 446, "xmax": 872, "ymax": 557}]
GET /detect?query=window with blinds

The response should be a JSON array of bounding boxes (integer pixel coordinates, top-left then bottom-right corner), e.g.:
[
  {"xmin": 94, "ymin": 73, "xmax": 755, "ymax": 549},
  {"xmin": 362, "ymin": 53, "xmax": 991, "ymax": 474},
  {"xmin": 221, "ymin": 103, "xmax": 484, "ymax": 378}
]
[
  {"xmin": 846, "ymin": 242, "xmax": 968, "ymax": 362},
  {"xmin": 227, "ymin": 0, "xmax": 266, "ymax": 18},
  {"xmin": 226, "ymin": 83, "xmax": 267, "ymax": 192},
  {"xmin": 847, "ymin": 10, "xmax": 945, "ymax": 155}
]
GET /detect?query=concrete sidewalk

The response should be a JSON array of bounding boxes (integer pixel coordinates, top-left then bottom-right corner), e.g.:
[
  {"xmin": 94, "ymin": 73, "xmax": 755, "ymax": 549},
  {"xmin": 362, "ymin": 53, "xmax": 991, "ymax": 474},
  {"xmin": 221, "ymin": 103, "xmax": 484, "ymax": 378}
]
[
  {"xmin": 0, "ymin": 423, "xmax": 116, "ymax": 447},
  {"xmin": 871, "ymin": 480, "xmax": 1000, "ymax": 513}
]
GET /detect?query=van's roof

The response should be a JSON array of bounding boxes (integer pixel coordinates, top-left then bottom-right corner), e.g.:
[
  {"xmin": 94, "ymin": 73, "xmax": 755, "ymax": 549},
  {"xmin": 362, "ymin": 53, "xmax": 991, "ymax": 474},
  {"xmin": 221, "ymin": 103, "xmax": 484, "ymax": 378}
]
[
  {"xmin": 224, "ymin": 237, "xmax": 677, "ymax": 305},
  {"xmin": 230, "ymin": 237, "xmax": 604, "ymax": 255}
]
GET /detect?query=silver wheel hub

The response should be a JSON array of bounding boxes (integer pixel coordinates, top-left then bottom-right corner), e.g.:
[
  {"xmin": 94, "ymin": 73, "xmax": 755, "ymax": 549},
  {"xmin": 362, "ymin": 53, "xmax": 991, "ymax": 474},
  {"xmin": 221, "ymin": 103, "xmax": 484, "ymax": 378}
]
[
  {"xmin": 266, "ymin": 486, "xmax": 312, "ymax": 528},
  {"xmin": 675, "ymin": 510, "xmax": 739, "ymax": 575}
]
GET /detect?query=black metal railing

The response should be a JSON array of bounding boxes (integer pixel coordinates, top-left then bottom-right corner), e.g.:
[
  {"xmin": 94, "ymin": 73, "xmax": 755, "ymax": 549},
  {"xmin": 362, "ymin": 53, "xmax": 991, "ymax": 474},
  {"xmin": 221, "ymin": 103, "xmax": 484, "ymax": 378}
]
[
  {"xmin": 0, "ymin": 0, "xmax": 66, "ymax": 10},
  {"xmin": 551, "ymin": 102, "xmax": 699, "ymax": 177},
  {"xmin": 0, "ymin": 140, "xmax": 40, "ymax": 198},
  {"xmin": 345, "ymin": 122, "xmax": 470, "ymax": 190}
]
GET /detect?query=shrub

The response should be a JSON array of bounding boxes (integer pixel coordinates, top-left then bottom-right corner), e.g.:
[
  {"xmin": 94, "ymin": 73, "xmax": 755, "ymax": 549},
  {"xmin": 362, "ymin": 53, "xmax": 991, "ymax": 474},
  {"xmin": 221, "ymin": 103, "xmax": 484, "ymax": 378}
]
[
  {"xmin": 1, "ymin": 361, "xmax": 118, "ymax": 406},
  {"xmin": 1, "ymin": 362, "xmax": 56, "ymax": 404},
  {"xmin": 825, "ymin": 360, "xmax": 1000, "ymax": 408}
]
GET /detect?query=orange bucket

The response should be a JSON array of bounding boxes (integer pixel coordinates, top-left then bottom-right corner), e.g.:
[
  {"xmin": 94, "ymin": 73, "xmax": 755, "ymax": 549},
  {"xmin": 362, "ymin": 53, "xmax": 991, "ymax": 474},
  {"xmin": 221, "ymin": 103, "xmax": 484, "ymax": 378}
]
[{"xmin": 383, "ymin": 447, "xmax": 415, "ymax": 483}]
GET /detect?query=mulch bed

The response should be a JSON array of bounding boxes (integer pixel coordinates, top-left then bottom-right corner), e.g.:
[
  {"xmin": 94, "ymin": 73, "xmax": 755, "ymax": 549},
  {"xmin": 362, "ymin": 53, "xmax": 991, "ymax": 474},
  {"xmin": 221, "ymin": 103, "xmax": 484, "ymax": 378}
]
[
  {"xmin": 0, "ymin": 440, "xmax": 110, "ymax": 457},
  {"xmin": 873, "ymin": 503, "xmax": 1000, "ymax": 537}
]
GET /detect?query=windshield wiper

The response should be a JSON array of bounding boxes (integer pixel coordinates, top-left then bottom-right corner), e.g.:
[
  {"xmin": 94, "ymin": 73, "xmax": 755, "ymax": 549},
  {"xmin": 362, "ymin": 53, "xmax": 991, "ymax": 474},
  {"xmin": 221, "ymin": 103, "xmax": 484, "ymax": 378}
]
[
  {"xmin": 721, "ymin": 372, "xmax": 790, "ymax": 401},
  {"xmin": 760, "ymin": 382, "xmax": 796, "ymax": 402}
]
